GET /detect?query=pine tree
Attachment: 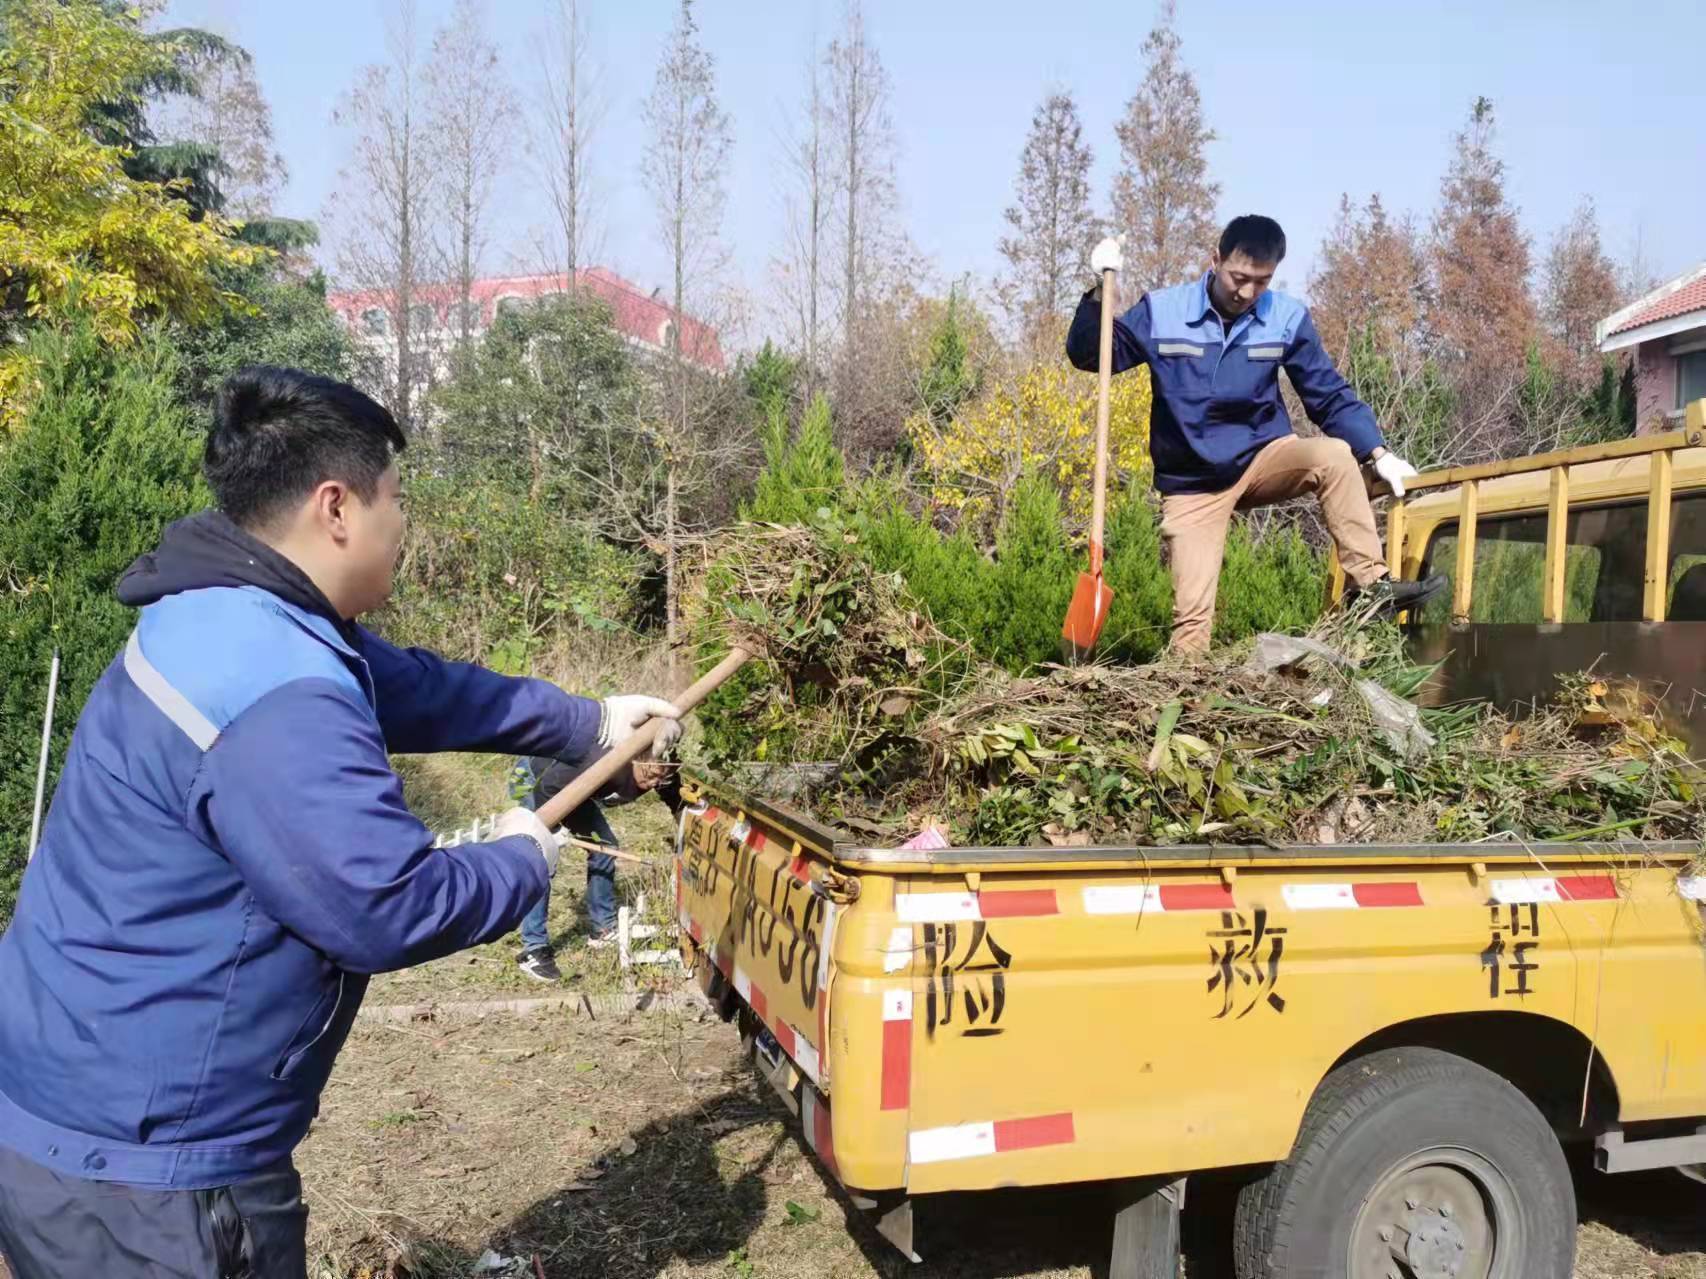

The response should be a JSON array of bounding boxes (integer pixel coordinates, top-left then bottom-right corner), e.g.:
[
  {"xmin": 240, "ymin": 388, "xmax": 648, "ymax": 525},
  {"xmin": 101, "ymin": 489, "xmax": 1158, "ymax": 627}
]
[
  {"xmin": 1429, "ymin": 96, "xmax": 1535, "ymax": 447},
  {"xmin": 1541, "ymin": 198, "xmax": 1623, "ymax": 384},
  {"xmin": 997, "ymin": 90, "xmax": 1096, "ymax": 343},
  {"xmin": 1109, "ymin": 1, "xmax": 1219, "ymax": 295}
]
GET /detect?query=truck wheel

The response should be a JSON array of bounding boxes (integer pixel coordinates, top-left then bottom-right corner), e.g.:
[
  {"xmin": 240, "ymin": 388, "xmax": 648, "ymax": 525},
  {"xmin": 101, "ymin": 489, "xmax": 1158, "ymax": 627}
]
[{"xmin": 1233, "ymin": 1047, "xmax": 1575, "ymax": 1278}]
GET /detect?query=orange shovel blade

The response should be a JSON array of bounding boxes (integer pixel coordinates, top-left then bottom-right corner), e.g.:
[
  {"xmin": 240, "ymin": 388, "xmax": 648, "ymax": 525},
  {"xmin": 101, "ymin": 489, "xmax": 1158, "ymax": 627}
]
[{"xmin": 1061, "ymin": 571, "xmax": 1115, "ymax": 657}]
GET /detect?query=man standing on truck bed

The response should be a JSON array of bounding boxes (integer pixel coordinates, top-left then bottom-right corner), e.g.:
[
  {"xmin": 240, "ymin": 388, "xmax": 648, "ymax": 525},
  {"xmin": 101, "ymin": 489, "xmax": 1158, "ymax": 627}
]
[
  {"xmin": 1067, "ymin": 214, "xmax": 1445, "ymax": 652},
  {"xmin": 0, "ymin": 365, "xmax": 681, "ymax": 1278}
]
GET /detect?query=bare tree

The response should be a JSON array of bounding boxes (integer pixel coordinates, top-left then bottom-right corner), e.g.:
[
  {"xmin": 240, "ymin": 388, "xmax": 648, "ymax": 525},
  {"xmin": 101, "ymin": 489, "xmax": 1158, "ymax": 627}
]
[
  {"xmin": 537, "ymin": 0, "xmax": 605, "ymax": 283},
  {"xmin": 996, "ymin": 89, "xmax": 1097, "ymax": 346},
  {"xmin": 825, "ymin": 1, "xmax": 897, "ymax": 359},
  {"xmin": 150, "ymin": 45, "xmax": 286, "ymax": 219},
  {"xmin": 327, "ymin": 0, "xmax": 441, "ymax": 430},
  {"xmin": 636, "ymin": 0, "xmax": 734, "ymax": 665},
  {"xmin": 1109, "ymin": 0, "xmax": 1219, "ymax": 295},
  {"xmin": 773, "ymin": 31, "xmax": 832, "ymax": 388},
  {"xmin": 425, "ymin": 0, "xmax": 516, "ymax": 356}
]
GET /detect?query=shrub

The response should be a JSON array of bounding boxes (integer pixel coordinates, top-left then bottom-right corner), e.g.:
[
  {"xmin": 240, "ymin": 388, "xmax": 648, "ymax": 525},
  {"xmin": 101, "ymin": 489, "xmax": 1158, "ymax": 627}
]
[
  {"xmin": 373, "ymin": 465, "xmax": 647, "ymax": 673},
  {"xmin": 0, "ymin": 322, "xmax": 206, "ymax": 922}
]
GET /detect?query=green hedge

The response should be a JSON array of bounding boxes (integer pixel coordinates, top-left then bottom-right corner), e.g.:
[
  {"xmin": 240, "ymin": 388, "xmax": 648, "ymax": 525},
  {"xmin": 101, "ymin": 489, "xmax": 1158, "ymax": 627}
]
[{"xmin": 0, "ymin": 325, "xmax": 208, "ymax": 922}]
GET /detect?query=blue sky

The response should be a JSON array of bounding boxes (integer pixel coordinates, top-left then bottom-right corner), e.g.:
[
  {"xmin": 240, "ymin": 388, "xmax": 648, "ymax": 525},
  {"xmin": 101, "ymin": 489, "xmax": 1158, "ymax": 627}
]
[{"xmin": 164, "ymin": 0, "xmax": 1705, "ymax": 343}]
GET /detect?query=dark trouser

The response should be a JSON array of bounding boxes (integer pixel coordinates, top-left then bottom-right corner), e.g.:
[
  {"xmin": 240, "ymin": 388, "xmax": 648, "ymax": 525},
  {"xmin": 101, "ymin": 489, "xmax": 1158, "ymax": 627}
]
[{"xmin": 0, "ymin": 1144, "xmax": 307, "ymax": 1278}]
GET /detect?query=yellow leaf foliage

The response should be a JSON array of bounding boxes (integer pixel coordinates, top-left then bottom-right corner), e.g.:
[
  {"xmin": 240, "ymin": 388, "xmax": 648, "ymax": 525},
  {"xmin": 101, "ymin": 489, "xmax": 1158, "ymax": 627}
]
[
  {"xmin": 910, "ymin": 360, "xmax": 1154, "ymax": 526},
  {"xmin": 0, "ymin": 0, "xmax": 263, "ymax": 427}
]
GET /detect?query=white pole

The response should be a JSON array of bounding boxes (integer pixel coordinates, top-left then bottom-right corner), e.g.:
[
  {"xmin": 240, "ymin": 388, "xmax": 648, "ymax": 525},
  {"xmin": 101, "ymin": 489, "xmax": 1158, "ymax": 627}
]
[{"xmin": 27, "ymin": 649, "xmax": 61, "ymax": 862}]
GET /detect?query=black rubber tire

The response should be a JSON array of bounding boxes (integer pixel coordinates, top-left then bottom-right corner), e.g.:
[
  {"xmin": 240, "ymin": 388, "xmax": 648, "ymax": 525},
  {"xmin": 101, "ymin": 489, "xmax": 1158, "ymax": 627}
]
[{"xmin": 1233, "ymin": 1047, "xmax": 1575, "ymax": 1278}]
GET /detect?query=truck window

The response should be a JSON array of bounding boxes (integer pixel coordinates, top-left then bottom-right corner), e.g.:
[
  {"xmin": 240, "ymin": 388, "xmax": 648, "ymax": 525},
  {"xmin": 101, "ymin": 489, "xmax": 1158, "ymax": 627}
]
[
  {"xmin": 1668, "ymin": 494, "xmax": 1706, "ymax": 619},
  {"xmin": 1418, "ymin": 493, "xmax": 1706, "ymax": 624}
]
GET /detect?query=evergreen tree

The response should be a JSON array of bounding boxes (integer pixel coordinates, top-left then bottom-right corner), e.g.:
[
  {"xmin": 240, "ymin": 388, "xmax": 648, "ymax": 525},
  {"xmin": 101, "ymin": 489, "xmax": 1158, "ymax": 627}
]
[
  {"xmin": 997, "ymin": 90, "xmax": 1097, "ymax": 343},
  {"xmin": 1109, "ymin": 1, "xmax": 1219, "ymax": 294}
]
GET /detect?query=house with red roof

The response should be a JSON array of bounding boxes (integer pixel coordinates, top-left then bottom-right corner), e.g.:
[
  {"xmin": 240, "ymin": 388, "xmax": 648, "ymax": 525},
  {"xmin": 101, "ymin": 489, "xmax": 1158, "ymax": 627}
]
[
  {"xmin": 1596, "ymin": 262, "xmax": 1706, "ymax": 433},
  {"xmin": 327, "ymin": 265, "xmax": 725, "ymax": 388}
]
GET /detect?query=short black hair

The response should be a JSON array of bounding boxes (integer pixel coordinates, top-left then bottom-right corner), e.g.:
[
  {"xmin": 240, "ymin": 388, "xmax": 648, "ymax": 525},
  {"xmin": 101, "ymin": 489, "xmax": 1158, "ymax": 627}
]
[
  {"xmin": 204, "ymin": 365, "xmax": 406, "ymax": 530},
  {"xmin": 1218, "ymin": 215, "xmax": 1287, "ymax": 265}
]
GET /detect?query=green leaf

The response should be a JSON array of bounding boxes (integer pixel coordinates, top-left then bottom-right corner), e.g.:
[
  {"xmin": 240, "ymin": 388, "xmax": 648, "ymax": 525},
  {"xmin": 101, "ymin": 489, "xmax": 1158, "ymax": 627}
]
[{"xmin": 783, "ymin": 1200, "xmax": 820, "ymax": 1226}]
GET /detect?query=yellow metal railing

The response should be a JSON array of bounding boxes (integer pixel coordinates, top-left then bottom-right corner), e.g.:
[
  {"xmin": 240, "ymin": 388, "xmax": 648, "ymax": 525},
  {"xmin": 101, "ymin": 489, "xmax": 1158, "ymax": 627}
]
[{"xmin": 1327, "ymin": 400, "xmax": 1706, "ymax": 625}]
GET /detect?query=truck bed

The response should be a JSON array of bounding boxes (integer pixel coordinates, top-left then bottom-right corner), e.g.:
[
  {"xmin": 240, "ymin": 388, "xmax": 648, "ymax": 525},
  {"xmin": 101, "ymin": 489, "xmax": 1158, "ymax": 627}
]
[{"xmin": 673, "ymin": 769, "xmax": 1706, "ymax": 1204}]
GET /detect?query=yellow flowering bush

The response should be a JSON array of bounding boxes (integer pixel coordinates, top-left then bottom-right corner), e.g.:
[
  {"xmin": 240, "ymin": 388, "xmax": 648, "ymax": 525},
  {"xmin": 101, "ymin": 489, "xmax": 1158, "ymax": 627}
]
[{"xmin": 910, "ymin": 360, "xmax": 1154, "ymax": 527}]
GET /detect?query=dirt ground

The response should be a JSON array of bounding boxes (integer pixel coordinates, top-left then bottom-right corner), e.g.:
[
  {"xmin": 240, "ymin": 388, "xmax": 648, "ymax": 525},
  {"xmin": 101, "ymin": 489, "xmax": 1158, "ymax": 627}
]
[{"xmin": 298, "ymin": 993, "xmax": 1706, "ymax": 1279}]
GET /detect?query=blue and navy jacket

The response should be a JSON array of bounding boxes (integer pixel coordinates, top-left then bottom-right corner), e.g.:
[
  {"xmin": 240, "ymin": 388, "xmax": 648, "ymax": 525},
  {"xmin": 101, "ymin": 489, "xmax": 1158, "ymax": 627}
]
[
  {"xmin": 0, "ymin": 513, "xmax": 600, "ymax": 1189},
  {"xmin": 1066, "ymin": 271, "xmax": 1383, "ymax": 494}
]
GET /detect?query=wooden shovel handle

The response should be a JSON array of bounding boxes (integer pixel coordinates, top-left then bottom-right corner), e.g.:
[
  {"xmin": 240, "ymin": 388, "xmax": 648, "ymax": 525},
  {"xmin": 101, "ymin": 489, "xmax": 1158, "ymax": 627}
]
[
  {"xmin": 535, "ymin": 646, "xmax": 753, "ymax": 830},
  {"xmin": 1090, "ymin": 266, "xmax": 1116, "ymax": 574}
]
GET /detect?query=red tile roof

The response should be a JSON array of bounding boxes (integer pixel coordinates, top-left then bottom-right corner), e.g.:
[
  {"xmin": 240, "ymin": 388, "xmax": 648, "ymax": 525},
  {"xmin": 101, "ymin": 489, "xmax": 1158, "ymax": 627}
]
[
  {"xmin": 1602, "ymin": 264, "xmax": 1706, "ymax": 341},
  {"xmin": 328, "ymin": 267, "xmax": 725, "ymax": 371}
]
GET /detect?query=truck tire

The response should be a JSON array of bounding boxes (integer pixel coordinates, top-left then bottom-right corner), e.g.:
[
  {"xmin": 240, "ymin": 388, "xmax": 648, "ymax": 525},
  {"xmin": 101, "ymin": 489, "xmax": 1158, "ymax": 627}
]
[{"xmin": 1233, "ymin": 1047, "xmax": 1575, "ymax": 1278}]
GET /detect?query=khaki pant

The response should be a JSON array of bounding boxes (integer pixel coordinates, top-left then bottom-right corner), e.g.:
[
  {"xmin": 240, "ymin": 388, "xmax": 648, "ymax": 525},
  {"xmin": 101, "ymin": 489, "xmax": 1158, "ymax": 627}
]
[{"xmin": 1160, "ymin": 435, "xmax": 1387, "ymax": 653}]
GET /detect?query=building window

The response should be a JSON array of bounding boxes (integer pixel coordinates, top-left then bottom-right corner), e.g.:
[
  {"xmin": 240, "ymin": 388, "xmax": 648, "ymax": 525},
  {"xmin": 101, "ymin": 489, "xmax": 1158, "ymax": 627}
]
[
  {"xmin": 360, "ymin": 308, "xmax": 387, "ymax": 336},
  {"xmin": 1679, "ymin": 349, "xmax": 1706, "ymax": 413},
  {"xmin": 408, "ymin": 303, "xmax": 437, "ymax": 333},
  {"xmin": 451, "ymin": 299, "xmax": 483, "ymax": 332}
]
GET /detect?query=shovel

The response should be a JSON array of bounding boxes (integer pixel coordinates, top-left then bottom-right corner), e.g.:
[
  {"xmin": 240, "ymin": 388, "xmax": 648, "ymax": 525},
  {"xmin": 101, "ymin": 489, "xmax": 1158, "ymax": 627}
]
[
  {"xmin": 1061, "ymin": 264, "xmax": 1118, "ymax": 660},
  {"xmin": 534, "ymin": 645, "xmax": 753, "ymax": 831}
]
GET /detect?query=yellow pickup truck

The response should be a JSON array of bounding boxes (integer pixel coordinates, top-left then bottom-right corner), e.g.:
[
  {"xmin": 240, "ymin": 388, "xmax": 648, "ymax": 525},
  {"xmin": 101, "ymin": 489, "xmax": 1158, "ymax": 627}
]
[{"xmin": 675, "ymin": 418, "xmax": 1706, "ymax": 1279}]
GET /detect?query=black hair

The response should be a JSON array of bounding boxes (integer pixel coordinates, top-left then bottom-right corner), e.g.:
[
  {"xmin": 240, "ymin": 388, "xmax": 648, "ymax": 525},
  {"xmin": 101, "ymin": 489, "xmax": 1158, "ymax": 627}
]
[
  {"xmin": 1218, "ymin": 215, "xmax": 1287, "ymax": 265},
  {"xmin": 204, "ymin": 366, "xmax": 406, "ymax": 530}
]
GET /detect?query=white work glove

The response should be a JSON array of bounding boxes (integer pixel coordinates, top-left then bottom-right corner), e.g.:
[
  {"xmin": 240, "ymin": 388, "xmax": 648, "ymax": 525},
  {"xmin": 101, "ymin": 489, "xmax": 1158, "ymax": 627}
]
[
  {"xmin": 597, "ymin": 694, "xmax": 683, "ymax": 756},
  {"xmin": 1371, "ymin": 451, "xmax": 1419, "ymax": 498},
  {"xmin": 1090, "ymin": 235, "xmax": 1124, "ymax": 275},
  {"xmin": 493, "ymin": 805, "xmax": 559, "ymax": 877}
]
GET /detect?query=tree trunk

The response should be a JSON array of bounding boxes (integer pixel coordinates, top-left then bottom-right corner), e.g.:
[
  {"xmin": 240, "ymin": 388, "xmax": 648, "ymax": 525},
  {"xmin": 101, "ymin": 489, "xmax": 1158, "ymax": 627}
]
[{"xmin": 664, "ymin": 460, "xmax": 679, "ymax": 683}]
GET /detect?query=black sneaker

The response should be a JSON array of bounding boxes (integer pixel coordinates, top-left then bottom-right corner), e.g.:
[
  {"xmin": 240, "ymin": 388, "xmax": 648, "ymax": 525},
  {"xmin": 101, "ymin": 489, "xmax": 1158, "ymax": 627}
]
[
  {"xmin": 516, "ymin": 945, "xmax": 561, "ymax": 982},
  {"xmin": 1344, "ymin": 573, "xmax": 1448, "ymax": 618}
]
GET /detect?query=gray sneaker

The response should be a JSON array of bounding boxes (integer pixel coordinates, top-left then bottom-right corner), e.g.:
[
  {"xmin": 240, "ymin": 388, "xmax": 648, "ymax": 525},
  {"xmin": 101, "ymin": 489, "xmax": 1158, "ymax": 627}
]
[
  {"xmin": 516, "ymin": 945, "xmax": 561, "ymax": 982},
  {"xmin": 585, "ymin": 928, "xmax": 618, "ymax": 952}
]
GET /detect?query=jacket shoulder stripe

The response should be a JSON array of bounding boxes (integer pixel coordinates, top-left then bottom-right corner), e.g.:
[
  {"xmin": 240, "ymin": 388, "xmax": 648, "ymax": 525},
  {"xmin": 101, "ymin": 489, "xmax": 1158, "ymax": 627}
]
[{"xmin": 124, "ymin": 630, "xmax": 219, "ymax": 751}]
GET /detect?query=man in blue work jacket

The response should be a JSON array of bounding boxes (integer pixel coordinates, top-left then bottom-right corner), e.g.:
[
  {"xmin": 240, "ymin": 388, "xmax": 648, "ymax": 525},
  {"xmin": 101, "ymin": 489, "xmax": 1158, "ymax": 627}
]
[
  {"xmin": 1067, "ymin": 214, "xmax": 1444, "ymax": 651},
  {"xmin": 0, "ymin": 366, "xmax": 681, "ymax": 1277}
]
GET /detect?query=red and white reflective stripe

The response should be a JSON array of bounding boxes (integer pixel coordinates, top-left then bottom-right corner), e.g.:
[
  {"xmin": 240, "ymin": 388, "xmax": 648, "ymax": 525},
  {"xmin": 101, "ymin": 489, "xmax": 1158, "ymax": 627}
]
[
  {"xmin": 880, "ymin": 989, "xmax": 911, "ymax": 1111},
  {"xmin": 802, "ymin": 1086, "xmax": 839, "ymax": 1179},
  {"xmin": 772, "ymin": 1020, "xmax": 822, "ymax": 1085},
  {"xmin": 1282, "ymin": 881, "xmax": 1424, "ymax": 910},
  {"xmin": 788, "ymin": 853, "xmax": 812, "ymax": 885},
  {"xmin": 815, "ymin": 901, "xmax": 838, "ymax": 1073},
  {"xmin": 908, "ymin": 1112, "xmax": 1075, "ymax": 1165},
  {"xmin": 1490, "ymin": 875, "xmax": 1618, "ymax": 905},
  {"xmin": 1081, "ymin": 883, "xmax": 1235, "ymax": 914},
  {"xmin": 882, "ymin": 925, "xmax": 912, "ymax": 973},
  {"xmin": 701, "ymin": 806, "xmax": 722, "ymax": 824},
  {"xmin": 729, "ymin": 817, "xmax": 751, "ymax": 844},
  {"xmin": 687, "ymin": 917, "xmax": 704, "ymax": 944},
  {"xmin": 732, "ymin": 965, "xmax": 769, "ymax": 1021},
  {"xmin": 894, "ymin": 889, "xmax": 1060, "ymax": 922}
]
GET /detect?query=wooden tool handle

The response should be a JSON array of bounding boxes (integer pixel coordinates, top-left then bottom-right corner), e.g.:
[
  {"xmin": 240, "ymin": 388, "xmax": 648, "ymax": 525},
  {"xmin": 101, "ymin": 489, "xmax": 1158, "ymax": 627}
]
[
  {"xmin": 1090, "ymin": 265, "xmax": 1116, "ymax": 573},
  {"xmin": 535, "ymin": 645, "xmax": 753, "ymax": 829}
]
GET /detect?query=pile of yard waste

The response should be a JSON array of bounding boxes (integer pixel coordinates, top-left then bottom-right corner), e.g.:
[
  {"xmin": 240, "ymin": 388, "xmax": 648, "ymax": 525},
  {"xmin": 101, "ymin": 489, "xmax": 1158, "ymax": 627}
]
[{"xmin": 686, "ymin": 521, "xmax": 1706, "ymax": 848}]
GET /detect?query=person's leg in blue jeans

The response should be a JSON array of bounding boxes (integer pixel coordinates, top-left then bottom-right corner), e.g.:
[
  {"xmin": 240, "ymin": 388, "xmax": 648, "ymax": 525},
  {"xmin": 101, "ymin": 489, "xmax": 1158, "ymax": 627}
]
[
  {"xmin": 512, "ymin": 758, "xmax": 561, "ymax": 980},
  {"xmin": 518, "ymin": 884, "xmax": 552, "ymax": 952},
  {"xmin": 566, "ymin": 803, "xmax": 619, "ymax": 936}
]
